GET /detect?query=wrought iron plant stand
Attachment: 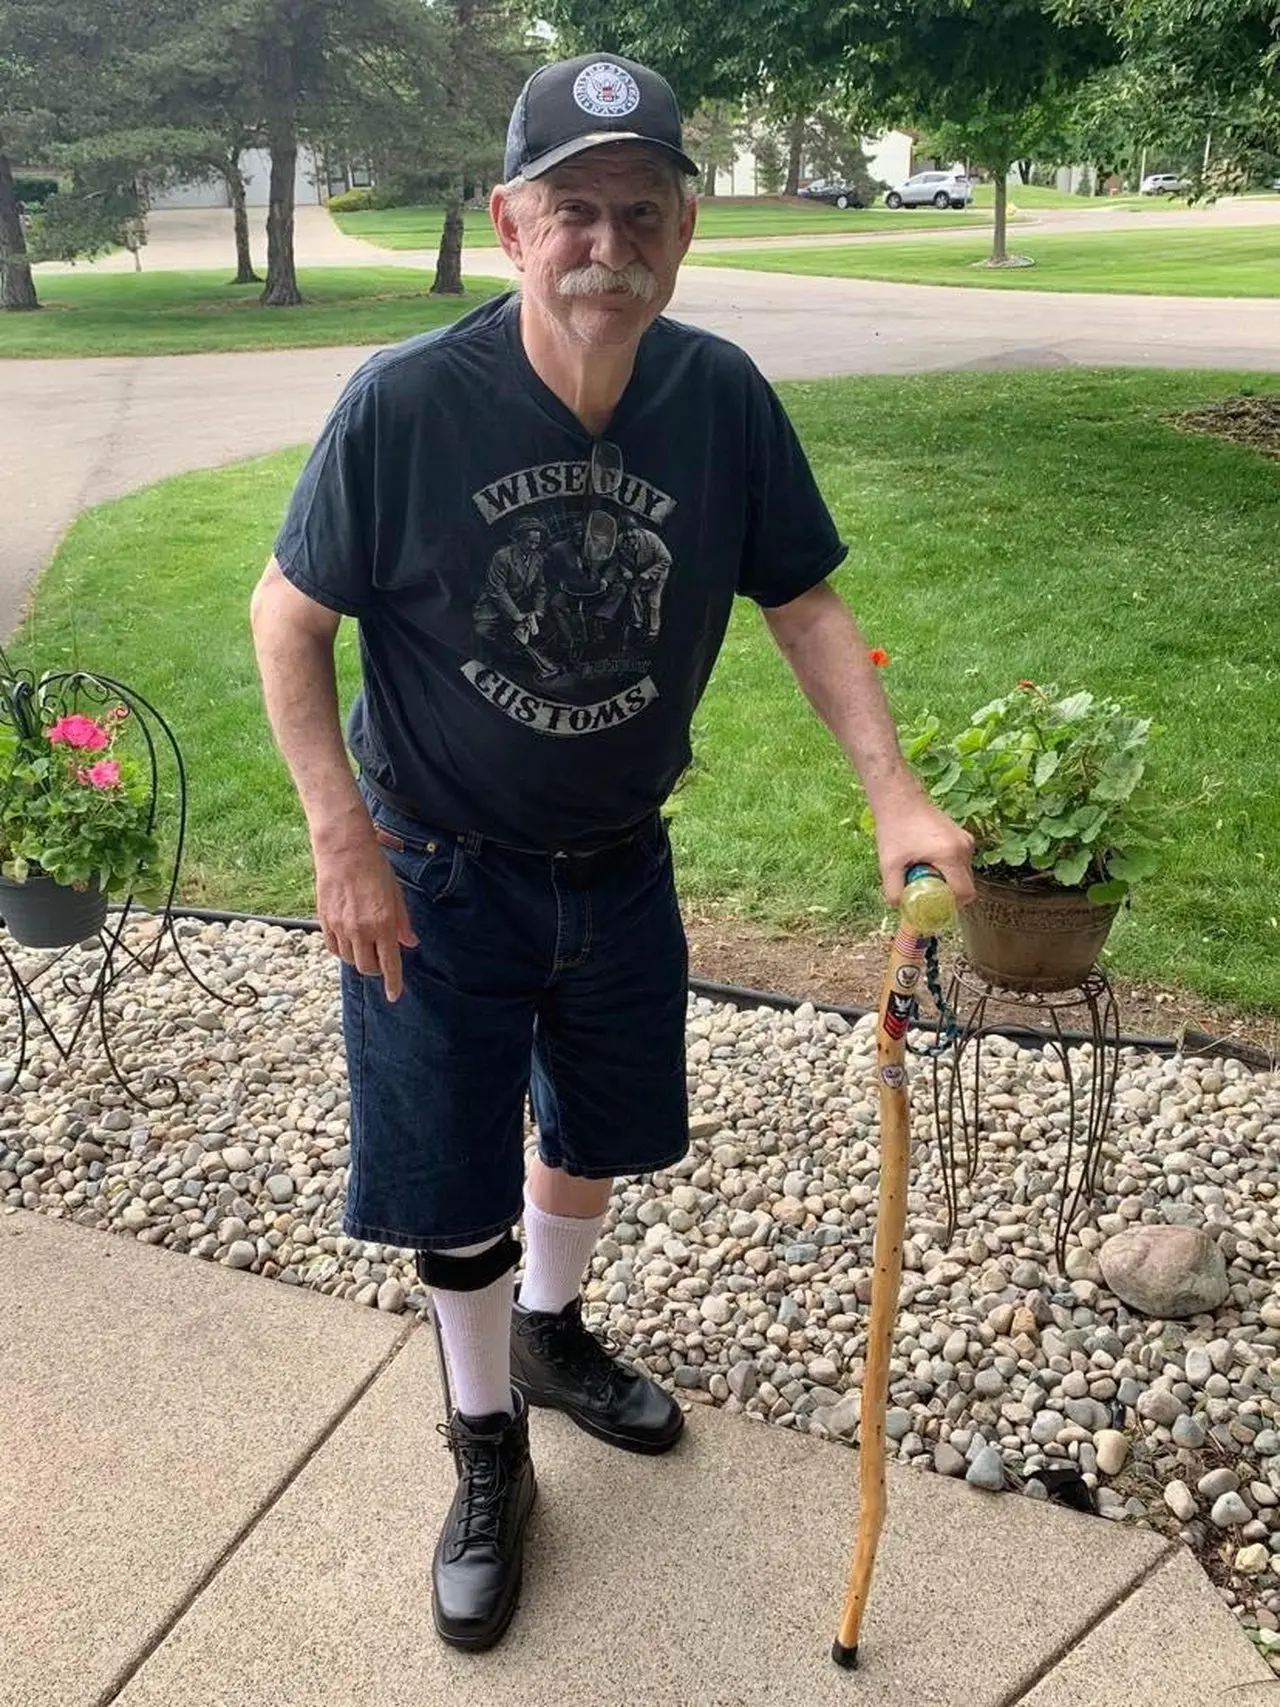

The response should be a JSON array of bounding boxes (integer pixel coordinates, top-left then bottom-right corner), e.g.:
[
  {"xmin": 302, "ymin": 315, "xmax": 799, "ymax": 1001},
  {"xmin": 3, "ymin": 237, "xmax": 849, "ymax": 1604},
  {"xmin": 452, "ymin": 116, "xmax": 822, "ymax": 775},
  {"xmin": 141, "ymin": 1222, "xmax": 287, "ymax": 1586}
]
[
  {"xmin": 928, "ymin": 958, "xmax": 1121, "ymax": 1271},
  {"xmin": 0, "ymin": 664, "xmax": 256, "ymax": 1106}
]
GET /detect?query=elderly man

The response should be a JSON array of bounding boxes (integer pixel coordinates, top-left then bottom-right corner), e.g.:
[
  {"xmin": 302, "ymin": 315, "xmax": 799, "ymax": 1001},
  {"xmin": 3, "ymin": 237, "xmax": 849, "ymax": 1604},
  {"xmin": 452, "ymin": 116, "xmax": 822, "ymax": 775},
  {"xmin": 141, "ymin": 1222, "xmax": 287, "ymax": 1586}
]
[{"xmin": 250, "ymin": 51, "xmax": 973, "ymax": 1653}]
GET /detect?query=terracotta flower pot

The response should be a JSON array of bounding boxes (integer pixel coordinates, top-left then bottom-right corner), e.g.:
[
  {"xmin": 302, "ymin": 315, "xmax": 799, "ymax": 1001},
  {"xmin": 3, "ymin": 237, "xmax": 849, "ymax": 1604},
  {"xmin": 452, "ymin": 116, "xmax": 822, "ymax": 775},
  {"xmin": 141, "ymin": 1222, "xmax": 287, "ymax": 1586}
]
[
  {"xmin": 959, "ymin": 874, "xmax": 1120, "ymax": 993},
  {"xmin": 0, "ymin": 871, "xmax": 108, "ymax": 948}
]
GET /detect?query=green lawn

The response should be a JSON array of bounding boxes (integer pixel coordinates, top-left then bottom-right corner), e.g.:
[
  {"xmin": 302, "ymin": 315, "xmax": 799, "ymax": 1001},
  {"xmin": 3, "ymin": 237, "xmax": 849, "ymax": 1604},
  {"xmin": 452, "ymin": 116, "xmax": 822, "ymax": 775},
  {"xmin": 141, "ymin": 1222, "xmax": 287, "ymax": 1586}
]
[
  {"xmin": 694, "ymin": 203, "xmax": 988, "ymax": 237},
  {"xmin": 329, "ymin": 186, "xmax": 1276, "ymax": 250},
  {"xmin": 690, "ymin": 225, "xmax": 1280, "ymax": 296},
  {"xmin": 974, "ymin": 183, "xmax": 1087, "ymax": 209},
  {"xmin": 12, "ymin": 370, "xmax": 1279, "ymax": 1010},
  {"xmin": 331, "ymin": 198, "xmax": 988, "ymax": 251},
  {"xmin": 974, "ymin": 183, "xmax": 1148, "ymax": 212},
  {"xmin": 973, "ymin": 184, "xmax": 1279, "ymax": 212},
  {"xmin": 332, "ymin": 206, "xmax": 501, "ymax": 248},
  {"xmin": 2, "ymin": 269, "xmax": 509, "ymax": 359}
]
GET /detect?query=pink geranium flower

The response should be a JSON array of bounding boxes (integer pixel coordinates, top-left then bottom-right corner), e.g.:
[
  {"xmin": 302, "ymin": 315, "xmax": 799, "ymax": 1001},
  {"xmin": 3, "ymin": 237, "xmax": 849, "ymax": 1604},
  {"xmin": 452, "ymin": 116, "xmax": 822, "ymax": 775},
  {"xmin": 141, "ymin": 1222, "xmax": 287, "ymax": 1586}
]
[
  {"xmin": 47, "ymin": 714, "xmax": 110, "ymax": 751},
  {"xmin": 76, "ymin": 760, "xmax": 121, "ymax": 789}
]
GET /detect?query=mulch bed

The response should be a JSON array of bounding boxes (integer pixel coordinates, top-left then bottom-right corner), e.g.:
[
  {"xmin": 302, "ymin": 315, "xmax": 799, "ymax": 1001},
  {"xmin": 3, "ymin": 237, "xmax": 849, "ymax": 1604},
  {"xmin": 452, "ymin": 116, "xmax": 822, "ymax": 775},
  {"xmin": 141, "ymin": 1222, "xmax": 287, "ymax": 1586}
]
[{"xmin": 1166, "ymin": 394, "xmax": 1280, "ymax": 459}]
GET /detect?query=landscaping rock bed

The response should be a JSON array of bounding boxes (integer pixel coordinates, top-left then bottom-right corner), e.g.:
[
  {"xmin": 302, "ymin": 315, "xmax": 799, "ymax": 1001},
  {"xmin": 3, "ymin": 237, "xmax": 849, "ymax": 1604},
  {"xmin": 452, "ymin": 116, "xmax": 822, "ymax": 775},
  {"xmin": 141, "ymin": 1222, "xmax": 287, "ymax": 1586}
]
[{"xmin": 2, "ymin": 916, "xmax": 1277, "ymax": 1667}]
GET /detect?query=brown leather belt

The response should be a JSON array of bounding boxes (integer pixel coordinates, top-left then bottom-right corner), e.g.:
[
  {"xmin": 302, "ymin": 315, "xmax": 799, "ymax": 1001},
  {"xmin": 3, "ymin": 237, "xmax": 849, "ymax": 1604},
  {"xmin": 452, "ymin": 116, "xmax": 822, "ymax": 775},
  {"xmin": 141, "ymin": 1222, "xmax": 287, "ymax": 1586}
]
[{"xmin": 373, "ymin": 824, "xmax": 437, "ymax": 854}]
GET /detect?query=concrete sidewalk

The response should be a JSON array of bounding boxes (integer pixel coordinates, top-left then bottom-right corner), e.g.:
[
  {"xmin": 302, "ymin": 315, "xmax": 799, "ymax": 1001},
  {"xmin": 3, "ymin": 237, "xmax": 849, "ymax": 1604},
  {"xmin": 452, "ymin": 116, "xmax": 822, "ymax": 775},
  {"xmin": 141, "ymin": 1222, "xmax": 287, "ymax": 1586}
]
[
  {"xmin": 31, "ymin": 205, "xmax": 400, "ymax": 275},
  {"xmin": 3, "ymin": 1210, "xmax": 1272, "ymax": 1707}
]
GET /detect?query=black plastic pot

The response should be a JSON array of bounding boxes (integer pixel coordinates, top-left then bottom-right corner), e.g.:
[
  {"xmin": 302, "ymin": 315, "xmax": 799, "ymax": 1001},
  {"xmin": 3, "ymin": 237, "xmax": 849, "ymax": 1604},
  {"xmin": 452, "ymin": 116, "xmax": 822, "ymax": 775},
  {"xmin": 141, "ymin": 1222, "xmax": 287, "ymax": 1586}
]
[{"xmin": 0, "ymin": 871, "xmax": 108, "ymax": 947}]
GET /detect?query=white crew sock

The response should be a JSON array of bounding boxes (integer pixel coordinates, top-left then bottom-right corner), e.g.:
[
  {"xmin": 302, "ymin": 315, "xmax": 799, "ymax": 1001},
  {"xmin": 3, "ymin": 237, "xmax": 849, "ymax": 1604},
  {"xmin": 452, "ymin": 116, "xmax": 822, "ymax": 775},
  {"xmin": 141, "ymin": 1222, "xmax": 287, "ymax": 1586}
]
[
  {"xmin": 429, "ymin": 1236, "xmax": 516, "ymax": 1421},
  {"xmin": 518, "ymin": 1192, "xmax": 607, "ymax": 1316}
]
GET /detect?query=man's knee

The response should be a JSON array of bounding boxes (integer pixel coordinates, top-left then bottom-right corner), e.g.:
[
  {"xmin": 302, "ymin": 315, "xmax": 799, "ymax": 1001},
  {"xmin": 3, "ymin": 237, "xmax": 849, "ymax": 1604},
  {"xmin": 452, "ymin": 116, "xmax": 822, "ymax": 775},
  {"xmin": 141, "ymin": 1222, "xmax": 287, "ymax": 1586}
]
[{"xmin": 416, "ymin": 1230, "xmax": 520, "ymax": 1291}]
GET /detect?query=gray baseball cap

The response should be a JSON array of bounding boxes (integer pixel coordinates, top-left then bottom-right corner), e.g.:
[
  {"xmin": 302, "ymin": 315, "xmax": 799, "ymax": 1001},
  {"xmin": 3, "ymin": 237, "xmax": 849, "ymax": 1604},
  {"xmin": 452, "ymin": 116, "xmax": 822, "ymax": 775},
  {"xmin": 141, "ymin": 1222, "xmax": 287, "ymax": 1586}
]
[{"xmin": 504, "ymin": 53, "xmax": 699, "ymax": 182}]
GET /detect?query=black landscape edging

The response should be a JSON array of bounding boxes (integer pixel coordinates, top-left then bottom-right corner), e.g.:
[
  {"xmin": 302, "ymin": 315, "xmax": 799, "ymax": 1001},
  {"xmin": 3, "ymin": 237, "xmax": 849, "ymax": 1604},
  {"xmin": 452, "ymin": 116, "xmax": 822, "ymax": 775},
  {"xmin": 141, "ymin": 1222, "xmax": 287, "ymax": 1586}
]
[{"xmin": 124, "ymin": 902, "xmax": 1275, "ymax": 1072}]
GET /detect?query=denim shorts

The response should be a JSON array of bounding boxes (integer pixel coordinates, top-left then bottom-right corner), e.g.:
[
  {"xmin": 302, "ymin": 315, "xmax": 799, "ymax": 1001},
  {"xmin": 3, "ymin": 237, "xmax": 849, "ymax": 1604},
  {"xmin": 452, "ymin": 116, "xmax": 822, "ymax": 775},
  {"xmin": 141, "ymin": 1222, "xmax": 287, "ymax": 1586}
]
[{"xmin": 340, "ymin": 787, "xmax": 690, "ymax": 1251}]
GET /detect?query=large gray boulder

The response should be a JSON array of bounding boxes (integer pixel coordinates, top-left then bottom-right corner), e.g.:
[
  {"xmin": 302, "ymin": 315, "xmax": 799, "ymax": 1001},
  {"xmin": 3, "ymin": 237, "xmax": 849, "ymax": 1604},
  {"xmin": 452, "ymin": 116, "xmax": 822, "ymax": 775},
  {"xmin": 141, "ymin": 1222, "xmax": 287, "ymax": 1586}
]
[{"xmin": 1097, "ymin": 1225, "xmax": 1229, "ymax": 1318}]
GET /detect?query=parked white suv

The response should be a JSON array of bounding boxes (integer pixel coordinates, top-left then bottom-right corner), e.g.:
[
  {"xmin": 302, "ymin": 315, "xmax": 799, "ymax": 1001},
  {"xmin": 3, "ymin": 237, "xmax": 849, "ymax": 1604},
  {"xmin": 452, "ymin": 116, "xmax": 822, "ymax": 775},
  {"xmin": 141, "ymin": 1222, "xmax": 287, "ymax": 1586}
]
[
  {"xmin": 884, "ymin": 170, "xmax": 974, "ymax": 210},
  {"xmin": 1140, "ymin": 172, "xmax": 1188, "ymax": 195}
]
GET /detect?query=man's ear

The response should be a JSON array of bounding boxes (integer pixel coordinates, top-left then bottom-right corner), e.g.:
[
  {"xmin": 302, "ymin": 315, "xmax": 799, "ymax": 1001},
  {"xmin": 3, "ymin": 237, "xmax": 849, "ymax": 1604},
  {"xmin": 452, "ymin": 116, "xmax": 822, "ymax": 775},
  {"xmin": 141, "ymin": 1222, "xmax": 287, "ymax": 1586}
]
[
  {"xmin": 490, "ymin": 186, "xmax": 527, "ymax": 270},
  {"xmin": 677, "ymin": 189, "xmax": 697, "ymax": 257}
]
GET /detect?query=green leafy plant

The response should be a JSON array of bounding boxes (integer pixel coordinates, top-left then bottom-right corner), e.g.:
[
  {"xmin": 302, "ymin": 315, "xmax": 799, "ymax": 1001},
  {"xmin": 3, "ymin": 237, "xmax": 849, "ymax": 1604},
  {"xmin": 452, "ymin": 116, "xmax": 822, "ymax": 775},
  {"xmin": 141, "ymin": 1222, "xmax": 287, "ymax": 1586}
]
[
  {"xmin": 12, "ymin": 175, "xmax": 63, "ymax": 209},
  {"xmin": 325, "ymin": 187, "xmax": 377, "ymax": 212},
  {"xmin": 902, "ymin": 682, "xmax": 1165, "ymax": 902},
  {"xmin": 0, "ymin": 687, "xmax": 161, "ymax": 899}
]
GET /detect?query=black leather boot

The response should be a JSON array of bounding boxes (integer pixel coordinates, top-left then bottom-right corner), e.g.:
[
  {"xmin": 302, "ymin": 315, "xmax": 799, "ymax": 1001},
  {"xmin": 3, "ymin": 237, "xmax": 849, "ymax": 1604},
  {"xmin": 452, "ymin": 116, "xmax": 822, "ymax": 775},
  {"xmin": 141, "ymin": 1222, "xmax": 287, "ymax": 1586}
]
[
  {"xmin": 432, "ymin": 1391, "xmax": 536, "ymax": 1651},
  {"xmin": 510, "ymin": 1297, "xmax": 684, "ymax": 1455}
]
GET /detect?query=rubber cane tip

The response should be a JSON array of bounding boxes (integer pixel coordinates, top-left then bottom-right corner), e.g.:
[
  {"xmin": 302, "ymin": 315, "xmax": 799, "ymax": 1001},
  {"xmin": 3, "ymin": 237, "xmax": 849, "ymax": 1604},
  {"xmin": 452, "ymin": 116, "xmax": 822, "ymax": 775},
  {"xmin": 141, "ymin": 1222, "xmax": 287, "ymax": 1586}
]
[{"xmin": 831, "ymin": 1640, "xmax": 859, "ymax": 1671}]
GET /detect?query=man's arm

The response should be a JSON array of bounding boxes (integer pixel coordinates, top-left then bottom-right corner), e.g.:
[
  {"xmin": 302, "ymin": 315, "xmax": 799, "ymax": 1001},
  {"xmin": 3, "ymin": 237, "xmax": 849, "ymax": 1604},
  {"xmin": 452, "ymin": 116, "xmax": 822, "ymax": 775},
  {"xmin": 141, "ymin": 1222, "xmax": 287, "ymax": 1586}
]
[
  {"xmin": 763, "ymin": 581, "xmax": 975, "ymax": 906},
  {"xmin": 249, "ymin": 557, "xmax": 417, "ymax": 998}
]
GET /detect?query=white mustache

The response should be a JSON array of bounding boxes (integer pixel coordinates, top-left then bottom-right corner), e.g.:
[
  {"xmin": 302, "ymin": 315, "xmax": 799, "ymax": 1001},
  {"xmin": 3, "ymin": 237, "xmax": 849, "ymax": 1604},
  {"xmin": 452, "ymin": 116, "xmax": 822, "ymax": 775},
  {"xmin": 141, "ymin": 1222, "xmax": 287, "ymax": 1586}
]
[{"xmin": 557, "ymin": 262, "xmax": 656, "ymax": 301}]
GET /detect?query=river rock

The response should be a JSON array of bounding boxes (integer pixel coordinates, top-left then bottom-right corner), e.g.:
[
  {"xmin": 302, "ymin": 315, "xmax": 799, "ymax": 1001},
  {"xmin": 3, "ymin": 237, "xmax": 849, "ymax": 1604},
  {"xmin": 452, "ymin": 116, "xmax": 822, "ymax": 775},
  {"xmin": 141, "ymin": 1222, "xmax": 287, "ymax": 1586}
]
[
  {"xmin": 934, "ymin": 1442, "xmax": 967, "ymax": 1478},
  {"xmin": 1164, "ymin": 1481, "xmax": 1198, "ymax": 1522},
  {"xmin": 1210, "ymin": 1492, "xmax": 1252, "ymax": 1529},
  {"xmin": 966, "ymin": 1445, "xmax": 1006, "ymax": 1492},
  {"xmin": 1097, "ymin": 1226, "xmax": 1229, "ymax": 1318},
  {"xmin": 1094, "ymin": 1430, "xmax": 1130, "ymax": 1476},
  {"xmin": 823, "ymin": 1390, "xmax": 861, "ymax": 1438}
]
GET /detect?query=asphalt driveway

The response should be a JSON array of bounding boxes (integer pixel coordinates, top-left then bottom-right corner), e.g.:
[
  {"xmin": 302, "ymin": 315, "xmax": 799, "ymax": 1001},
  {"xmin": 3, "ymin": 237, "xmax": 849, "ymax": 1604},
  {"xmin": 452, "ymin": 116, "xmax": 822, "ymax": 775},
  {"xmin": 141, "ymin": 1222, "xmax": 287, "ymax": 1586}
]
[{"xmin": 5, "ymin": 205, "xmax": 1278, "ymax": 633}]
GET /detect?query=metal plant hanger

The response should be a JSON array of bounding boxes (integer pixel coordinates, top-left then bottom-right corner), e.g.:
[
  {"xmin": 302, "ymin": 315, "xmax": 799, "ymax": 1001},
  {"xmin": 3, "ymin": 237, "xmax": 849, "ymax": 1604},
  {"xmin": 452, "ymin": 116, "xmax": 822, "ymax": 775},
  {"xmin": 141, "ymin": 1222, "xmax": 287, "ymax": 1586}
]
[
  {"xmin": 0, "ymin": 651, "xmax": 257, "ymax": 1105},
  {"xmin": 928, "ymin": 961, "xmax": 1121, "ymax": 1272}
]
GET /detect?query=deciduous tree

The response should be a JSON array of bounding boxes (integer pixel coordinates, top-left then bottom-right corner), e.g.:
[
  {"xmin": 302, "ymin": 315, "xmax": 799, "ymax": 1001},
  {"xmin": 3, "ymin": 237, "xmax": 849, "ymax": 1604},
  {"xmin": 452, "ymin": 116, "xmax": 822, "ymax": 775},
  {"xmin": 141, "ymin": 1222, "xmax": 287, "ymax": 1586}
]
[
  {"xmin": 1061, "ymin": 0, "xmax": 1279, "ymax": 189},
  {"xmin": 684, "ymin": 102, "xmax": 742, "ymax": 195},
  {"xmin": 315, "ymin": 0, "xmax": 532, "ymax": 295},
  {"xmin": 0, "ymin": 0, "xmax": 128, "ymax": 309},
  {"xmin": 544, "ymin": 0, "xmax": 1114, "ymax": 262}
]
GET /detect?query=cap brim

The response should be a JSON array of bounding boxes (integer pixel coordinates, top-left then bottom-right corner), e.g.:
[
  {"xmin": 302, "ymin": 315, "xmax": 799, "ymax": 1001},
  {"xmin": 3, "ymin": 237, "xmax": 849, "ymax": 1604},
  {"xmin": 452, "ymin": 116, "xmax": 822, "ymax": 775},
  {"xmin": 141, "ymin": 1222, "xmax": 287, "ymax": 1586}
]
[{"xmin": 521, "ymin": 132, "xmax": 700, "ymax": 180}]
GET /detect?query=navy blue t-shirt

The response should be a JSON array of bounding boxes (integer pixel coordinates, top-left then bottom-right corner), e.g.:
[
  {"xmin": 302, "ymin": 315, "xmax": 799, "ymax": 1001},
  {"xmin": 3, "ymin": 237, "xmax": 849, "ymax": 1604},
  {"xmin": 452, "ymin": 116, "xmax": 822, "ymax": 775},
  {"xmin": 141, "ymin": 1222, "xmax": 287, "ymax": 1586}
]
[{"xmin": 274, "ymin": 293, "xmax": 846, "ymax": 848}]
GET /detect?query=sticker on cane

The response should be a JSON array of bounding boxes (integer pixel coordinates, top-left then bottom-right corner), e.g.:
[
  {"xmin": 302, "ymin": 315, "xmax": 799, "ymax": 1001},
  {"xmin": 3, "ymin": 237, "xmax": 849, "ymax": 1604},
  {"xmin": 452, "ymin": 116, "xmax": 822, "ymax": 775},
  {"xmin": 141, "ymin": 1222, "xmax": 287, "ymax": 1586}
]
[
  {"xmin": 880, "ymin": 1063, "xmax": 907, "ymax": 1089},
  {"xmin": 894, "ymin": 964, "xmax": 921, "ymax": 993},
  {"xmin": 892, "ymin": 926, "xmax": 921, "ymax": 960},
  {"xmin": 882, "ymin": 991, "xmax": 913, "ymax": 1041}
]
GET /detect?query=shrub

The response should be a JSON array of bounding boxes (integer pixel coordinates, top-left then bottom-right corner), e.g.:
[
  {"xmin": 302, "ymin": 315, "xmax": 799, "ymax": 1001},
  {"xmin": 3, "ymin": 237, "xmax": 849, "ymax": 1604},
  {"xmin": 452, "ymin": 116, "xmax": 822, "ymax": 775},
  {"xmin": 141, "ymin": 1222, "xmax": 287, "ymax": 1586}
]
[
  {"xmin": 326, "ymin": 187, "xmax": 377, "ymax": 212},
  {"xmin": 13, "ymin": 175, "xmax": 61, "ymax": 208},
  {"xmin": 26, "ymin": 179, "xmax": 146, "ymax": 265},
  {"xmin": 379, "ymin": 167, "xmax": 456, "ymax": 206}
]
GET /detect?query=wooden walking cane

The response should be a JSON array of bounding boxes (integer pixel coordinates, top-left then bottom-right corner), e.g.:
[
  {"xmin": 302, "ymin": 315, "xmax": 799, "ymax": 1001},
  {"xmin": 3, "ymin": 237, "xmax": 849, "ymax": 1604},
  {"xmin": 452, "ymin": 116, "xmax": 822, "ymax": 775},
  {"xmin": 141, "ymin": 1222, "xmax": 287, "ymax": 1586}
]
[{"xmin": 832, "ymin": 864, "xmax": 954, "ymax": 1671}]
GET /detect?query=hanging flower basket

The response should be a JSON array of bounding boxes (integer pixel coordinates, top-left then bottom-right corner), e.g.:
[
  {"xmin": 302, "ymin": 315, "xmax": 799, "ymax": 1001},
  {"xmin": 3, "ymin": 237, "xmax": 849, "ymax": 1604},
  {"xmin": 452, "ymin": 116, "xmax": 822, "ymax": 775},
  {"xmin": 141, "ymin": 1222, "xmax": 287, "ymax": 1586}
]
[
  {"xmin": 0, "ymin": 675, "xmax": 161, "ymax": 944},
  {"xmin": 0, "ymin": 869, "xmax": 108, "ymax": 948},
  {"xmin": 0, "ymin": 658, "xmax": 261, "ymax": 1110}
]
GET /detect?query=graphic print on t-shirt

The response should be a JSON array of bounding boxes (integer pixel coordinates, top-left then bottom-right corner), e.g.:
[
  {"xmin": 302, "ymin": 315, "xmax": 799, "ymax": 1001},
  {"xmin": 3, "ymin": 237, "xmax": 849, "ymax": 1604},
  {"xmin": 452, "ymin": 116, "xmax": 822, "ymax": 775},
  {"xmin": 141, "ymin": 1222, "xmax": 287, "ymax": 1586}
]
[{"xmin": 463, "ymin": 447, "xmax": 676, "ymax": 737}]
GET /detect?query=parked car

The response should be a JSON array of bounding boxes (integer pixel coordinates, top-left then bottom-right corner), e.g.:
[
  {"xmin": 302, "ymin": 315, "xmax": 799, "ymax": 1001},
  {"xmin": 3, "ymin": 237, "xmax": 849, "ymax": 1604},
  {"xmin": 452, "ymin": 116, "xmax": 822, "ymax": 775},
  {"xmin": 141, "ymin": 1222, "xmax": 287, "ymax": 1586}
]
[
  {"xmin": 1140, "ymin": 173, "xmax": 1189, "ymax": 195},
  {"xmin": 884, "ymin": 170, "xmax": 973, "ymax": 209},
  {"xmin": 797, "ymin": 179, "xmax": 864, "ymax": 209}
]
